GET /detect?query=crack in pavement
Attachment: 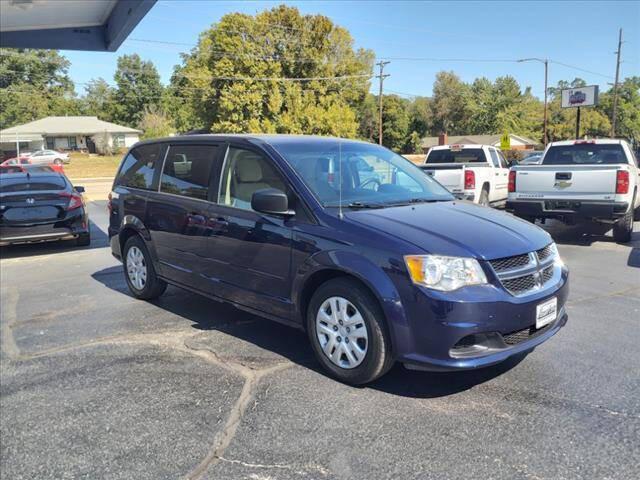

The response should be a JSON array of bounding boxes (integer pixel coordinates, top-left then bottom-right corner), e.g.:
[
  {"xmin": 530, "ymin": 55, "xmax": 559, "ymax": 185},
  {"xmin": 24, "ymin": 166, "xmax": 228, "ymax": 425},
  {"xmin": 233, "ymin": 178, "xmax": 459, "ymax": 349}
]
[
  {"xmin": 216, "ymin": 456, "xmax": 330, "ymax": 477},
  {"xmin": 0, "ymin": 293, "xmax": 296, "ymax": 480}
]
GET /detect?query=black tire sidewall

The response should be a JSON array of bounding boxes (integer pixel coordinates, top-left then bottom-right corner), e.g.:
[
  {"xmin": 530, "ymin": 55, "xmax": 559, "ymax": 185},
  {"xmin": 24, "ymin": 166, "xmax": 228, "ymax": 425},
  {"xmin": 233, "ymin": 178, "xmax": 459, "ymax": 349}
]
[
  {"xmin": 479, "ymin": 189, "xmax": 489, "ymax": 206},
  {"xmin": 306, "ymin": 278, "xmax": 392, "ymax": 385},
  {"xmin": 613, "ymin": 207, "xmax": 633, "ymax": 243},
  {"xmin": 122, "ymin": 236, "xmax": 165, "ymax": 299}
]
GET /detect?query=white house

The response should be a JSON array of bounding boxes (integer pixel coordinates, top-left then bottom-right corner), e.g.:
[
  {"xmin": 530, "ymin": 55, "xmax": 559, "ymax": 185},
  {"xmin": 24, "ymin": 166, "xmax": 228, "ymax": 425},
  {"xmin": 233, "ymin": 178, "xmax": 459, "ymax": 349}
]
[
  {"xmin": 421, "ymin": 133, "xmax": 539, "ymax": 153},
  {"xmin": 0, "ymin": 116, "xmax": 141, "ymax": 158}
]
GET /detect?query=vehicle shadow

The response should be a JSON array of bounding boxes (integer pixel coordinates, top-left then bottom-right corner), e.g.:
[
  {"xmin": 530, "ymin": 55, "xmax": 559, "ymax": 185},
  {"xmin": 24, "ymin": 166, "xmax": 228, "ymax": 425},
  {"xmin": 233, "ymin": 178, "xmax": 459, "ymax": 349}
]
[
  {"xmin": 0, "ymin": 218, "xmax": 109, "ymax": 260},
  {"xmin": 538, "ymin": 219, "xmax": 640, "ymax": 247},
  {"xmin": 92, "ymin": 265, "xmax": 526, "ymax": 398}
]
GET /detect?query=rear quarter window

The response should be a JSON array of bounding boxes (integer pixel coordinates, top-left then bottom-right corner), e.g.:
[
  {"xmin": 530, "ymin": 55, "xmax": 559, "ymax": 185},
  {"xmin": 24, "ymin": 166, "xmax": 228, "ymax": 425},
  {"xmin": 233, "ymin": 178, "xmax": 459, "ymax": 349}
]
[
  {"xmin": 115, "ymin": 143, "xmax": 163, "ymax": 190},
  {"xmin": 160, "ymin": 144, "xmax": 219, "ymax": 200}
]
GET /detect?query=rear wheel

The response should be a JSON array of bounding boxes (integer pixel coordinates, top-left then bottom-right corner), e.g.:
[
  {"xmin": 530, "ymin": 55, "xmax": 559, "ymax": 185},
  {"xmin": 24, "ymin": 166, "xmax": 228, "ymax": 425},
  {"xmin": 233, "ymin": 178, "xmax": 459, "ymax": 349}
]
[
  {"xmin": 53, "ymin": 158, "xmax": 63, "ymax": 165},
  {"xmin": 123, "ymin": 235, "xmax": 167, "ymax": 300},
  {"xmin": 478, "ymin": 188, "xmax": 490, "ymax": 207},
  {"xmin": 613, "ymin": 207, "xmax": 633, "ymax": 243},
  {"xmin": 307, "ymin": 278, "xmax": 393, "ymax": 385}
]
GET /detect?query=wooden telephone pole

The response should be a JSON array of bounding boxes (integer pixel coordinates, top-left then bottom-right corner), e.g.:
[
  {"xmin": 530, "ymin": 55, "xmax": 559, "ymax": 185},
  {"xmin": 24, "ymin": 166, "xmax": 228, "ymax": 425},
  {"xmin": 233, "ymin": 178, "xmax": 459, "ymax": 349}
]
[
  {"xmin": 611, "ymin": 28, "xmax": 623, "ymax": 138},
  {"xmin": 376, "ymin": 61, "xmax": 390, "ymax": 145}
]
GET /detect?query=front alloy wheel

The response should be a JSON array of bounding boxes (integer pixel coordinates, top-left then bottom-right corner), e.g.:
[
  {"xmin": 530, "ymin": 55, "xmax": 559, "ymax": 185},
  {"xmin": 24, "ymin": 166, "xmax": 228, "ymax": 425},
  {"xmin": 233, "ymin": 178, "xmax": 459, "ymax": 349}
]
[{"xmin": 316, "ymin": 296, "xmax": 368, "ymax": 369}]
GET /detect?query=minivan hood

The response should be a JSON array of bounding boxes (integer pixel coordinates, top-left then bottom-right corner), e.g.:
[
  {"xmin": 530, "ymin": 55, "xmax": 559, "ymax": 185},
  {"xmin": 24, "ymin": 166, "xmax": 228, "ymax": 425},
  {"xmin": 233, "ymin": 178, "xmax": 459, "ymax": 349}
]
[{"xmin": 344, "ymin": 201, "xmax": 551, "ymax": 260}]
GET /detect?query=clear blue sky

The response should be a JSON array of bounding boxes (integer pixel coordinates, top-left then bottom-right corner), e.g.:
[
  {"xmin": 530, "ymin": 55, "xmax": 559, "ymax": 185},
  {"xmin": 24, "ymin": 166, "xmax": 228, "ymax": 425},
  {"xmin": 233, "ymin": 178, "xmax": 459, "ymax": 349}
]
[{"xmin": 63, "ymin": 0, "xmax": 640, "ymax": 99}]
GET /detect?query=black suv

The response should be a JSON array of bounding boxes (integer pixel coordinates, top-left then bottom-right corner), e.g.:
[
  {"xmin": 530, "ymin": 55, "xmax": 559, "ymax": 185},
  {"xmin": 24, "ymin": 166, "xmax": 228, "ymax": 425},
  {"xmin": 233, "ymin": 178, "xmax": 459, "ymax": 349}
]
[{"xmin": 109, "ymin": 135, "xmax": 567, "ymax": 384}]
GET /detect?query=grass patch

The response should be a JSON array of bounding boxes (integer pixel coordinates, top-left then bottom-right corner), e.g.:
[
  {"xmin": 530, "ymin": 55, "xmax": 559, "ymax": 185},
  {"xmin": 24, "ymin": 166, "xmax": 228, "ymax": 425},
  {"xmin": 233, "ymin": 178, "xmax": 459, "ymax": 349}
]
[{"xmin": 63, "ymin": 153, "xmax": 122, "ymax": 179}]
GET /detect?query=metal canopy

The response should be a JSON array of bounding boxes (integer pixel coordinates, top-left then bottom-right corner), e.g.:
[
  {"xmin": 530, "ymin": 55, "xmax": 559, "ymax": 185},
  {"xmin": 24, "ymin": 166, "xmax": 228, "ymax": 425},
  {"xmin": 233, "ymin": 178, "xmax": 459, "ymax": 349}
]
[{"xmin": 0, "ymin": 0, "xmax": 156, "ymax": 52}]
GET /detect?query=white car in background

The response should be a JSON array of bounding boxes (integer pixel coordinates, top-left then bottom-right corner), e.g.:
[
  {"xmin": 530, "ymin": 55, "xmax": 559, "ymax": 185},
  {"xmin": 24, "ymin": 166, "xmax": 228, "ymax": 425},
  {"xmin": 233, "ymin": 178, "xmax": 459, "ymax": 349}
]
[
  {"xmin": 419, "ymin": 144, "xmax": 510, "ymax": 207},
  {"xmin": 29, "ymin": 150, "xmax": 70, "ymax": 165}
]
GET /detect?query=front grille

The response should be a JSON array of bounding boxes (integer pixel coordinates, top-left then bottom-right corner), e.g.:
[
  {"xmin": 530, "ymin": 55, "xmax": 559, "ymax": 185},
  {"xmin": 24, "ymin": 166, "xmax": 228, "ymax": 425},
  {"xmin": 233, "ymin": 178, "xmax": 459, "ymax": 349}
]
[
  {"xmin": 489, "ymin": 254, "xmax": 531, "ymax": 272},
  {"xmin": 502, "ymin": 323, "xmax": 552, "ymax": 346},
  {"xmin": 537, "ymin": 244, "xmax": 554, "ymax": 262},
  {"xmin": 489, "ymin": 243, "xmax": 557, "ymax": 296},
  {"xmin": 502, "ymin": 274, "xmax": 537, "ymax": 294}
]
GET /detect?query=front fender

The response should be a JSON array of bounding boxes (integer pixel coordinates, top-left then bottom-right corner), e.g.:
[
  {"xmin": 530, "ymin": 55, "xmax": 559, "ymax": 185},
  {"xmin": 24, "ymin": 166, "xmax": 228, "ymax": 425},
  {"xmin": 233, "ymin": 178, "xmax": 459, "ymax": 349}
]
[{"xmin": 293, "ymin": 250, "xmax": 410, "ymax": 356}]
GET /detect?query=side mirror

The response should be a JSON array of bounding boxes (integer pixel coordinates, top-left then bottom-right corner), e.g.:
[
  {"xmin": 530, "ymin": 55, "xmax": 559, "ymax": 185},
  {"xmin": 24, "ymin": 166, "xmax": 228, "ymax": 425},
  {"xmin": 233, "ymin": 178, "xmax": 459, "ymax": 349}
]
[
  {"xmin": 74, "ymin": 186, "xmax": 85, "ymax": 193},
  {"xmin": 251, "ymin": 188, "xmax": 294, "ymax": 216}
]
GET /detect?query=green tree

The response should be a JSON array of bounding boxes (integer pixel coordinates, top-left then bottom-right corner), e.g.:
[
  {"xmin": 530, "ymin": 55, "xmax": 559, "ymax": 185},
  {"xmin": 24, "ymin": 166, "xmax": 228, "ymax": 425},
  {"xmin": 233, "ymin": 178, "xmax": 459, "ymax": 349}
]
[
  {"xmin": 111, "ymin": 54, "xmax": 163, "ymax": 127},
  {"xmin": 171, "ymin": 5, "xmax": 373, "ymax": 136},
  {"xmin": 138, "ymin": 106, "xmax": 175, "ymax": 139},
  {"xmin": 597, "ymin": 77, "xmax": 640, "ymax": 144},
  {"xmin": 80, "ymin": 78, "xmax": 115, "ymax": 120},
  {"xmin": 430, "ymin": 71, "xmax": 470, "ymax": 135},
  {"xmin": 0, "ymin": 48, "xmax": 78, "ymax": 128},
  {"xmin": 407, "ymin": 96, "xmax": 431, "ymax": 138},
  {"xmin": 373, "ymin": 94, "xmax": 409, "ymax": 151},
  {"xmin": 407, "ymin": 131, "xmax": 422, "ymax": 154}
]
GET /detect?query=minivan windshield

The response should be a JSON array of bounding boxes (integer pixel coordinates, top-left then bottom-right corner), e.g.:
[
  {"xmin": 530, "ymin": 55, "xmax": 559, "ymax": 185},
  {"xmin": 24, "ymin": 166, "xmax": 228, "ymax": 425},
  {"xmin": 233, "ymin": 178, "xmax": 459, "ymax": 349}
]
[
  {"xmin": 272, "ymin": 139, "xmax": 454, "ymax": 207},
  {"xmin": 543, "ymin": 144, "xmax": 627, "ymax": 165}
]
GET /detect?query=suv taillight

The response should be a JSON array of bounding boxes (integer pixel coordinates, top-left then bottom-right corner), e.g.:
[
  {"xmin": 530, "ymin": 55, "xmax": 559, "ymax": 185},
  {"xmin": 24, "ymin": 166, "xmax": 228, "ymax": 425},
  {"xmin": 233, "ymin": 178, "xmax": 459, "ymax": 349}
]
[
  {"xmin": 508, "ymin": 171, "xmax": 516, "ymax": 193},
  {"xmin": 464, "ymin": 170, "xmax": 475, "ymax": 190},
  {"xmin": 59, "ymin": 192, "xmax": 83, "ymax": 210},
  {"xmin": 616, "ymin": 170, "xmax": 629, "ymax": 194}
]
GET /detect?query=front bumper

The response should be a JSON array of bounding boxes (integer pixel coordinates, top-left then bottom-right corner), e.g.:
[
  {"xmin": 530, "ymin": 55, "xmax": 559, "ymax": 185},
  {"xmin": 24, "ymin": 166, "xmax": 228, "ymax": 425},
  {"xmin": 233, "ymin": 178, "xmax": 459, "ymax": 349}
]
[
  {"xmin": 395, "ymin": 267, "xmax": 569, "ymax": 372},
  {"xmin": 506, "ymin": 199, "xmax": 629, "ymax": 221}
]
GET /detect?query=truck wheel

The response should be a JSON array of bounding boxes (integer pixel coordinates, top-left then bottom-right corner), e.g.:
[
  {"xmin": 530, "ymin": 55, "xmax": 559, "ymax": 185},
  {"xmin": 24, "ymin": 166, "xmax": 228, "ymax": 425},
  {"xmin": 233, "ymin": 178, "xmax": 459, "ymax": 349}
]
[
  {"xmin": 613, "ymin": 208, "xmax": 633, "ymax": 243},
  {"xmin": 123, "ymin": 235, "xmax": 167, "ymax": 300},
  {"xmin": 76, "ymin": 232, "xmax": 91, "ymax": 247},
  {"xmin": 307, "ymin": 278, "xmax": 394, "ymax": 385},
  {"xmin": 478, "ymin": 189, "xmax": 490, "ymax": 207}
]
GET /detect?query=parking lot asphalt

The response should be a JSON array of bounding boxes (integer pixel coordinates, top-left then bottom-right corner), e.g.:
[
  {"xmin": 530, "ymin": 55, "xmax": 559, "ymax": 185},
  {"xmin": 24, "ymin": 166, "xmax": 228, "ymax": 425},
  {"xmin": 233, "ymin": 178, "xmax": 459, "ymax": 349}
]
[{"xmin": 1, "ymin": 200, "xmax": 639, "ymax": 479}]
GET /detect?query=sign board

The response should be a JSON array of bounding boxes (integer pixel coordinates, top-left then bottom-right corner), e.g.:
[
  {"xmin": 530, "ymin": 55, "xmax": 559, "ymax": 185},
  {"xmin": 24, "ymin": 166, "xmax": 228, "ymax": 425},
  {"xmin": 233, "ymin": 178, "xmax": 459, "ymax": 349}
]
[
  {"xmin": 500, "ymin": 132, "xmax": 510, "ymax": 150},
  {"xmin": 561, "ymin": 85, "xmax": 599, "ymax": 108}
]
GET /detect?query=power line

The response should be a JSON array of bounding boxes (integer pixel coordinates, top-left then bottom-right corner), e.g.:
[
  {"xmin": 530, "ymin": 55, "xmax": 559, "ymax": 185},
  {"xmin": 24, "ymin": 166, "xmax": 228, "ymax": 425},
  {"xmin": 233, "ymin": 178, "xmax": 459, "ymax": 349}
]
[{"xmin": 549, "ymin": 60, "xmax": 614, "ymax": 80}]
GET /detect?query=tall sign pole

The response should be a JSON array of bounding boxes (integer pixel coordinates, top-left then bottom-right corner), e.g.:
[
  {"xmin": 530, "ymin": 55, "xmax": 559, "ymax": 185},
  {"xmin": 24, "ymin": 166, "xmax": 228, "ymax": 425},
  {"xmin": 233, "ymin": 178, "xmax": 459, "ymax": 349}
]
[
  {"xmin": 575, "ymin": 107, "xmax": 581, "ymax": 139},
  {"xmin": 376, "ymin": 60, "xmax": 390, "ymax": 145},
  {"xmin": 560, "ymin": 85, "xmax": 599, "ymax": 140},
  {"xmin": 611, "ymin": 28, "xmax": 623, "ymax": 138}
]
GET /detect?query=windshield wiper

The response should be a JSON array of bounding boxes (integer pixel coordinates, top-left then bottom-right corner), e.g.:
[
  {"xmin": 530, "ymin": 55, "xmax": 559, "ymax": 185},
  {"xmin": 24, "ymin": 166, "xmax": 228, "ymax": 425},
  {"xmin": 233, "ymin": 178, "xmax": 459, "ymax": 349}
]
[{"xmin": 343, "ymin": 201, "xmax": 386, "ymax": 209}]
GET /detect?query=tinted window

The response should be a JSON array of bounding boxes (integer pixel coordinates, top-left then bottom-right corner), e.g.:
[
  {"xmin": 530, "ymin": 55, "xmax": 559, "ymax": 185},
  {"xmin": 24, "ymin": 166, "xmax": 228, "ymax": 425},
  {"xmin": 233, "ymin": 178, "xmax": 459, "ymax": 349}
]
[
  {"xmin": 0, "ymin": 175, "xmax": 66, "ymax": 192},
  {"xmin": 426, "ymin": 148, "xmax": 488, "ymax": 164},
  {"xmin": 543, "ymin": 144, "xmax": 627, "ymax": 165},
  {"xmin": 497, "ymin": 151, "xmax": 508, "ymax": 168},
  {"xmin": 115, "ymin": 144, "xmax": 162, "ymax": 190},
  {"xmin": 218, "ymin": 147, "xmax": 288, "ymax": 211},
  {"xmin": 160, "ymin": 145, "xmax": 218, "ymax": 200}
]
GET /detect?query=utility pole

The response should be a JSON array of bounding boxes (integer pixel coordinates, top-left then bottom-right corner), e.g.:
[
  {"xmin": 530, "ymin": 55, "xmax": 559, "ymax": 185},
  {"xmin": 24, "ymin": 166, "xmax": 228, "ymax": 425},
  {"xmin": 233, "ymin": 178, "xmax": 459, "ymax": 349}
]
[
  {"xmin": 543, "ymin": 59, "xmax": 548, "ymax": 146},
  {"xmin": 376, "ymin": 61, "xmax": 390, "ymax": 145},
  {"xmin": 611, "ymin": 28, "xmax": 623, "ymax": 138}
]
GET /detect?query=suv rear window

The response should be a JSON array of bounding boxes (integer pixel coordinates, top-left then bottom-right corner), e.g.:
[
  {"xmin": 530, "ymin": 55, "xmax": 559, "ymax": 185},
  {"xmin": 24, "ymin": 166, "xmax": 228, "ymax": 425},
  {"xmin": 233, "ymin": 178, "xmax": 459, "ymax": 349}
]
[
  {"xmin": 115, "ymin": 144, "xmax": 162, "ymax": 190},
  {"xmin": 426, "ymin": 148, "xmax": 487, "ymax": 164},
  {"xmin": 0, "ymin": 175, "xmax": 66, "ymax": 192},
  {"xmin": 543, "ymin": 144, "xmax": 627, "ymax": 165}
]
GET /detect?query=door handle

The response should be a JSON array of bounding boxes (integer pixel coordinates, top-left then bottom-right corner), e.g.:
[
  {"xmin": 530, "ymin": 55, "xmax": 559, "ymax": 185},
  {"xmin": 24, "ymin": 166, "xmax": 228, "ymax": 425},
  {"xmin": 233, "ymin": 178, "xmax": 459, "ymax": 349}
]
[
  {"xmin": 555, "ymin": 172, "xmax": 572, "ymax": 180},
  {"xmin": 207, "ymin": 216, "xmax": 229, "ymax": 232}
]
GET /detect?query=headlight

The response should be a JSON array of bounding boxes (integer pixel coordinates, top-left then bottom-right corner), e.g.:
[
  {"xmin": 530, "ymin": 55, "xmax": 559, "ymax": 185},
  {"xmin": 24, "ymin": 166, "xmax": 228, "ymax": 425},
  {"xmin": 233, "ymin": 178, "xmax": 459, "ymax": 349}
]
[
  {"xmin": 404, "ymin": 255, "xmax": 488, "ymax": 291},
  {"xmin": 549, "ymin": 242, "xmax": 564, "ymax": 268}
]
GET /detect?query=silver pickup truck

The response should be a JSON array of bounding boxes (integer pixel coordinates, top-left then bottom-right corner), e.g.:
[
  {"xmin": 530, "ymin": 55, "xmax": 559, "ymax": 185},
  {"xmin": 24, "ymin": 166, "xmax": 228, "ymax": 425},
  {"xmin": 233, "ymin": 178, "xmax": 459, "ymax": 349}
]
[{"xmin": 506, "ymin": 139, "xmax": 640, "ymax": 242}]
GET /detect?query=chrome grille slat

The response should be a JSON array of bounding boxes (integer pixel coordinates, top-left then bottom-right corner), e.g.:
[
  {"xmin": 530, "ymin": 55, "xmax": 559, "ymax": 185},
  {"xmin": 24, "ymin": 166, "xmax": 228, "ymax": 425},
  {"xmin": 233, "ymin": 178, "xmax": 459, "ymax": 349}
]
[{"xmin": 489, "ymin": 244, "xmax": 557, "ymax": 296}]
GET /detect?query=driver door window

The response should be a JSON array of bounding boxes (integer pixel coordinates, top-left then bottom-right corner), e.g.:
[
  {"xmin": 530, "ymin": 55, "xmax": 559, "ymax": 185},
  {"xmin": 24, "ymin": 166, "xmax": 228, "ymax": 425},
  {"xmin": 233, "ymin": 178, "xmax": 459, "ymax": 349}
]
[{"xmin": 218, "ymin": 147, "xmax": 288, "ymax": 211}]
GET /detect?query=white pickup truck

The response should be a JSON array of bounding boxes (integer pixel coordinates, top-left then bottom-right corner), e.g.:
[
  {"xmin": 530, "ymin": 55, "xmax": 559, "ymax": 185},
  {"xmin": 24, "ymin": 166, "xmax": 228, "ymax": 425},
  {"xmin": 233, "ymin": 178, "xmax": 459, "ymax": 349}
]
[
  {"xmin": 507, "ymin": 139, "xmax": 640, "ymax": 242},
  {"xmin": 419, "ymin": 144, "xmax": 510, "ymax": 206}
]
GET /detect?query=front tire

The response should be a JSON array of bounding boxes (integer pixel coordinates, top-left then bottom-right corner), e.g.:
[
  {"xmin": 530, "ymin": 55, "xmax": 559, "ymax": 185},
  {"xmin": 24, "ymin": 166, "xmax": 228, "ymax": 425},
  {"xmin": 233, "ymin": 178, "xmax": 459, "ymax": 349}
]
[
  {"xmin": 53, "ymin": 158, "xmax": 63, "ymax": 165},
  {"xmin": 307, "ymin": 278, "xmax": 393, "ymax": 385},
  {"xmin": 123, "ymin": 235, "xmax": 167, "ymax": 300}
]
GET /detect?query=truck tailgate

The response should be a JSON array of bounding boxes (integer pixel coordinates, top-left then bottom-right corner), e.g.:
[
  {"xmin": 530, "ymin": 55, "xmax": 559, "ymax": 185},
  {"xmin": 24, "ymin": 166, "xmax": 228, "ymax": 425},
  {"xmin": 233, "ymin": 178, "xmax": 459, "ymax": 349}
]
[
  {"xmin": 420, "ymin": 164, "xmax": 464, "ymax": 192},
  {"xmin": 513, "ymin": 165, "xmax": 620, "ymax": 201}
]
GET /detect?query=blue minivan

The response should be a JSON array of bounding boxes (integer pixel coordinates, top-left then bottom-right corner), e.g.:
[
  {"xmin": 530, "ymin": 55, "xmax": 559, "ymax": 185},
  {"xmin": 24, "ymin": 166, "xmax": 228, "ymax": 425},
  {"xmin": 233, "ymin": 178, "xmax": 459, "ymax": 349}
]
[{"xmin": 109, "ymin": 135, "xmax": 569, "ymax": 384}]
